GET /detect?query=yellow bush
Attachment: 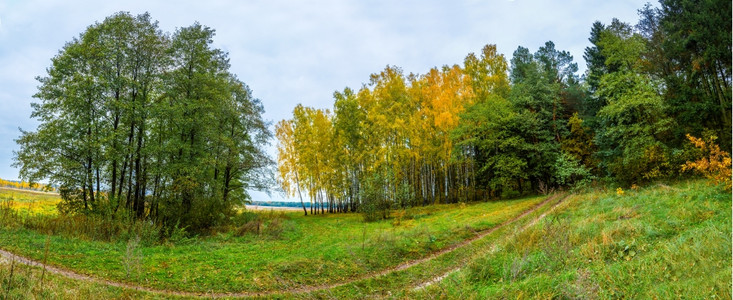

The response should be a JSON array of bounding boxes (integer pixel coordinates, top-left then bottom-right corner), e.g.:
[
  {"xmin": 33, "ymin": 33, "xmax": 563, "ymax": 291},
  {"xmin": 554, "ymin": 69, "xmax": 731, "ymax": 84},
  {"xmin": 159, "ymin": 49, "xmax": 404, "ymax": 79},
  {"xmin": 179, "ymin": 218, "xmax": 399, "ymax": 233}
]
[{"xmin": 681, "ymin": 134, "xmax": 732, "ymax": 190}]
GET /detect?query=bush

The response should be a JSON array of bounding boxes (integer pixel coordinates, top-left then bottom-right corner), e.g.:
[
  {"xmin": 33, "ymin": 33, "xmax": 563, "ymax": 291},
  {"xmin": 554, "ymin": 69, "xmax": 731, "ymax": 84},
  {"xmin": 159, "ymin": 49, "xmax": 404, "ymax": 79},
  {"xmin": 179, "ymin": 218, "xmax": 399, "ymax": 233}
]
[
  {"xmin": 233, "ymin": 211, "xmax": 290, "ymax": 238},
  {"xmin": 553, "ymin": 152, "xmax": 593, "ymax": 187},
  {"xmin": 500, "ymin": 189, "xmax": 521, "ymax": 199},
  {"xmin": 359, "ymin": 173, "xmax": 392, "ymax": 222},
  {"xmin": 682, "ymin": 134, "xmax": 732, "ymax": 190}
]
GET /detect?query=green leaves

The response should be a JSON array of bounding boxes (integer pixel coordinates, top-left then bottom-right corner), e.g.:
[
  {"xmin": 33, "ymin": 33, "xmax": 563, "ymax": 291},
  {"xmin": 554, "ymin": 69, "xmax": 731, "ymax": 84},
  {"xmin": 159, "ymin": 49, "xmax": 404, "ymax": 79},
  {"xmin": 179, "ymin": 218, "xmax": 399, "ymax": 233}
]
[
  {"xmin": 14, "ymin": 12, "xmax": 271, "ymax": 230},
  {"xmin": 593, "ymin": 20, "xmax": 676, "ymax": 184}
]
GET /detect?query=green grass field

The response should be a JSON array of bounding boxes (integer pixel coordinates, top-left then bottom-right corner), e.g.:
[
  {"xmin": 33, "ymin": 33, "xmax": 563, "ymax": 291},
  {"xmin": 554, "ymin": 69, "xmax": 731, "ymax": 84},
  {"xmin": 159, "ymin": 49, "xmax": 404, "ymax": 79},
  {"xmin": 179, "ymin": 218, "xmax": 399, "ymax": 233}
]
[
  {"xmin": 409, "ymin": 180, "xmax": 732, "ymax": 299},
  {"xmin": 0, "ymin": 180, "xmax": 730, "ymax": 299},
  {"xmin": 0, "ymin": 188, "xmax": 545, "ymax": 295},
  {"xmin": 0, "ymin": 259, "xmax": 153, "ymax": 300}
]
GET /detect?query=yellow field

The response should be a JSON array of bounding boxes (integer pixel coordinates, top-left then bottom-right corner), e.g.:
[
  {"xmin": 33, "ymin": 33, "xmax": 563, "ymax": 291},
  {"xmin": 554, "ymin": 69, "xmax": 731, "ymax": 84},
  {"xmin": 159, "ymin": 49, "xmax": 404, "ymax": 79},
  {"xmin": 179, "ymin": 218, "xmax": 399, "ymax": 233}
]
[{"xmin": 0, "ymin": 187, "xmax": 61, "ymax": 215}]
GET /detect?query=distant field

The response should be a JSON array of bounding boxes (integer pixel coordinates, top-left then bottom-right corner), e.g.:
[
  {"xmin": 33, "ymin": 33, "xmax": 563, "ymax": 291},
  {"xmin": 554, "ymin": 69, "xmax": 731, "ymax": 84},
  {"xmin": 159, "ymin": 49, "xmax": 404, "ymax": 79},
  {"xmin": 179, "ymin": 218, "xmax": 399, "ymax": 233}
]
[
  {"xmin": 0, "ymin": 187, "xmax": 60, "ymax": 216},
  {"xmin": 244, "ymin": 204, "xmax": 302, "ymax": 211}
]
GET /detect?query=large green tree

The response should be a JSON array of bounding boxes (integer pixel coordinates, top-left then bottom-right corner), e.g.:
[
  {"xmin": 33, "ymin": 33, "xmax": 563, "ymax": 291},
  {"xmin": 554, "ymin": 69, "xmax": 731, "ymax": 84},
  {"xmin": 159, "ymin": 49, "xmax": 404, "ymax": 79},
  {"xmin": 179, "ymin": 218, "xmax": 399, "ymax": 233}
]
[
  {"xmin": 658, "ymin": 0, "xmax": 731, "ymax": 148},
  {"xmin": 14, "ymin": 12, "xmax": 271, "ymax": 230},
  {"xmin": 593, "ymin": 20, "xmax": 675, "ymax": 183}
]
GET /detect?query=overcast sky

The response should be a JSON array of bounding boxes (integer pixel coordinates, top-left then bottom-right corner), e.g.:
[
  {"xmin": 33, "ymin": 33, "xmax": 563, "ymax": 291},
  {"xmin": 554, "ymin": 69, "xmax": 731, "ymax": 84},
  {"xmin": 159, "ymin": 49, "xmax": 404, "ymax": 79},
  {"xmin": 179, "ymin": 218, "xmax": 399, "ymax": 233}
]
[{"xmin": 0, "ymin": 0, "xmax": 652, "ymax": 201}]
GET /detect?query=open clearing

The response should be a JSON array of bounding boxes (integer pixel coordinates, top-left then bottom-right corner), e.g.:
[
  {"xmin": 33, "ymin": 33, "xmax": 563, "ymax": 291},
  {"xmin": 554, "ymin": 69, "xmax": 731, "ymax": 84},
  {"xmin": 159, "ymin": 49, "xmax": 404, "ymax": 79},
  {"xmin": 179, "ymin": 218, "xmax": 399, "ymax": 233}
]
[
  {"xmin": 0, "ymin": 188, "xmax": 550, "ymax": 297},
  {"xmin": 0, "ymin": 193, "xmax": 563, "ymax": 298},
  {"xmin": 1, "ymin": 180, "xmax": 730, "ymax": 299}
]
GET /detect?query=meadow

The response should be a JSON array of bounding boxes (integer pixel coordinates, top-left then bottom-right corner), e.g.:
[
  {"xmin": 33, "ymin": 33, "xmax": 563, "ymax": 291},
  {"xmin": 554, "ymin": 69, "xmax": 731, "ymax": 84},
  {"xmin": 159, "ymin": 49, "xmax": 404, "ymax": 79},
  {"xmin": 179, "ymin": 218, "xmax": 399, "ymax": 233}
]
[
  {"xmin": 409, "ymin": 180, "xmax": 732, "ymax": 299},
  {"xmin": 0, "ymin": 189, "xmax": 60, "ymax": 216},
  {"xmin": 0, "ymin": 186, "xmax": 548, "ymax": 297},
  {"xmin": 0, "ymin": 180, "xmax": 730, "ymax": 299}
]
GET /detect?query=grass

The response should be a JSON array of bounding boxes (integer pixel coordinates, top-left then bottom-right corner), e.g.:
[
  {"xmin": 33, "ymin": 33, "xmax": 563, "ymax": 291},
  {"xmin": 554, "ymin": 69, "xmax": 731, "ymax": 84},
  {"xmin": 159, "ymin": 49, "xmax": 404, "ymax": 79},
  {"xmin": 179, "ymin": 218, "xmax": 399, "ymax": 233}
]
[
  {"xmin": 0, "ymin": 256, "xmax": 158, "ymax": 300},
  {"xmin": 410, "ymin": 180, "xmax": 732, "ymax": 299},
  {"xmin": 1, "ymin": 179, "xmax": 729, "ymax": 299},
  {"xmin": 0, "ymin": 188, "xmax": 60, "ymax": 216},
  {"xmin": 0, "ymin": 190, "xmax": 545, "ymax": 294}
]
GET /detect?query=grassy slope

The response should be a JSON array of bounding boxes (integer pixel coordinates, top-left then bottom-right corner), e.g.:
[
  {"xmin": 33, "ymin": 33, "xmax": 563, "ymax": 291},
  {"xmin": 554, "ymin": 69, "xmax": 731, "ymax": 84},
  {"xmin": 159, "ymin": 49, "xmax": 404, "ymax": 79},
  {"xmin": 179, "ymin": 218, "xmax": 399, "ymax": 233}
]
[
  {"xmin": 411, "ymin": 180, "xmax": 732, "ymax": 299},
  {"xmin": 0, "ymin": 190, "xmax": 544, "ymax": 293}
]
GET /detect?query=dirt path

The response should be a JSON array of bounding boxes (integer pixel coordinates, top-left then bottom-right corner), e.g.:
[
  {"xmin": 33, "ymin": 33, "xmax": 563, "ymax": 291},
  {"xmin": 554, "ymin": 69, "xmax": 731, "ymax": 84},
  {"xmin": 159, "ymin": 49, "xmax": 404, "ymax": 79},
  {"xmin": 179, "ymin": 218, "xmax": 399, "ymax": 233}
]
[
  {"xmin": 412, "ymin": 193, "xmax": 571, "ymax": 291},
  {"xmin": 0, "ymin": 193, "xmax": 564, "ymax": 298}
]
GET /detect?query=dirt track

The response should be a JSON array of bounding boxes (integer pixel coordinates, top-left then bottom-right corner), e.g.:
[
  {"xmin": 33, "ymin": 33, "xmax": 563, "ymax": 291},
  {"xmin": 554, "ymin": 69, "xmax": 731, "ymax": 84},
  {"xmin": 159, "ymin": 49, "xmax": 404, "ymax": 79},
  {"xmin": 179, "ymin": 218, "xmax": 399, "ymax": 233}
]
[
  {"xmin": 0, "ymin": 193, "xmax": 566, "ymax": 298},
  {"xmin": 412, "ymin": 193, "xmax": 570, "ymax": 290}
]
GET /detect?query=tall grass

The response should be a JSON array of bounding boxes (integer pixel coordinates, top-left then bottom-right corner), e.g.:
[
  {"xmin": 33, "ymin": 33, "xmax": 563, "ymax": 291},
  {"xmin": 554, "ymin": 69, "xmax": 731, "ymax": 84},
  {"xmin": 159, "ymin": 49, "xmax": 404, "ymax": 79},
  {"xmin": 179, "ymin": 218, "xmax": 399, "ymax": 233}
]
[
  {"xmin": 0, "ymin": 257, "xmax": 150, "ymax": 299},
  {"xmin": 417, "ymin": 179, "xmax": 731, "ymax": 299},
  {"xmin": 0, "ymin": 197, "xmax": 162, "ymax": 246}
]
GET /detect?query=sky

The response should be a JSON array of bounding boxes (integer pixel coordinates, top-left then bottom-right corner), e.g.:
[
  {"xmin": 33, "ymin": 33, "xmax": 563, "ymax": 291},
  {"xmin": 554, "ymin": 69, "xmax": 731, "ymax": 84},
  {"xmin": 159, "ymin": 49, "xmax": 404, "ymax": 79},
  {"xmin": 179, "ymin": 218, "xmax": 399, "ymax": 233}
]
[{"xmin": 0, "ymin": 0, "xmax": 653, "ymax": 201}]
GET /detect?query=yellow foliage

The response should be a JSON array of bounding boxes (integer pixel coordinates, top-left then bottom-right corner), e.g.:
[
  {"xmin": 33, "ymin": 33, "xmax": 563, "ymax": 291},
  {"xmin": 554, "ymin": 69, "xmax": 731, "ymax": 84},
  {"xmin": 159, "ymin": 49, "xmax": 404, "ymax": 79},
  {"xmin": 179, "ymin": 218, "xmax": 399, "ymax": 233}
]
[
  {"xmin": 616, "ymin": 187, "xmax": 624, "ymax": 196},
  {"xmin": 681, "ymin": 134, "xmax": 732, "ymax": 190},
  {"xmin": 561, "ymin": 113, "xmax": 597, "ymax": 170},
  {"xmin": 0, "ymin": 178, "xmax": 55, "ymax": 192}
]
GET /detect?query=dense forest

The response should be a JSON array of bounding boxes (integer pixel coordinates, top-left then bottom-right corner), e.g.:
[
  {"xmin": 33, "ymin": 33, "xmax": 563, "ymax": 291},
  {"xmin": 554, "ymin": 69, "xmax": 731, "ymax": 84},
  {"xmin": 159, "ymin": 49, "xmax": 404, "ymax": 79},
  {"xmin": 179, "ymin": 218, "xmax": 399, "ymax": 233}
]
[
  {"xmin": 275, "ymin": 0, "xmax": 731, "ymax": 218},
  {"xmin": 13, "ymin": 13, "xmax": 272, "ymax": 230}
]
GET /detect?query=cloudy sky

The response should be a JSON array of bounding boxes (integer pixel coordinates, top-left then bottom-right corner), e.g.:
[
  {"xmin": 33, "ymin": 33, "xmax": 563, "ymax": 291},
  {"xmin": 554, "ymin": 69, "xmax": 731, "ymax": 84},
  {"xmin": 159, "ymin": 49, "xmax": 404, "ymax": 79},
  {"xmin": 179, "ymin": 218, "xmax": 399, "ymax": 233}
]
[{"xmin": 0, "ymin": 0, "xmax": 651, "ymax": 201}]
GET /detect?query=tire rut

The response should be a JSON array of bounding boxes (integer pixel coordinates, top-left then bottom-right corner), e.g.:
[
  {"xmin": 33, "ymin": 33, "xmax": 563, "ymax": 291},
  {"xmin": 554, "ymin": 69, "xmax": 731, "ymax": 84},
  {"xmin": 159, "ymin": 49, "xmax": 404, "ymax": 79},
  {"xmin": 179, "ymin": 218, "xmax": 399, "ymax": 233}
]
[{"xmin": 412, "ymin": 193, "xmax": 571, "ymax": 291}]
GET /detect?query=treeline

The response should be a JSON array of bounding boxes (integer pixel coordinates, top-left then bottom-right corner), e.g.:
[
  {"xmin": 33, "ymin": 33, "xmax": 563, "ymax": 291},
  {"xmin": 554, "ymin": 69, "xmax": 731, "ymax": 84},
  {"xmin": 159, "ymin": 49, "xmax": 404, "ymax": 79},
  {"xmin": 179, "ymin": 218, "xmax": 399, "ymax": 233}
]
[
  {"xmin": 14, "ymin": 12, "xmax": 272, "ymax": 230},
  {"xmin": 250, "ymin": 201, "xmax": 315, "ymax": 209},
  {"xmin": 0, "ymin": 178, "xmax": 56, "ymax": 192},
  {"xmin": 276, "ymin": 0, "xmax": 731, "ymax": 217}
]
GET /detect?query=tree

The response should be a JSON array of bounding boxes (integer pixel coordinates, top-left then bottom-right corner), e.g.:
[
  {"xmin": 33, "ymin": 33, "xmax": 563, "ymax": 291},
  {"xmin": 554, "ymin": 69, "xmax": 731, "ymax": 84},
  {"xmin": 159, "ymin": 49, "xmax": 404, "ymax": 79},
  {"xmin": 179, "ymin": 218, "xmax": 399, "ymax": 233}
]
[
  {"xmin": 506, "ymin": 41, "xmax": 582, "ymax": 191},
  {"xmin": 658, "ymin": 0, "xmax": 731, "ymax": 148},
  {"xmin": 453, "ymin": 94, "xmax": 524, "ymax": 197},
  {"xmin": 332, "ymin": 87, "xmax": 366, "ymax": 211},
  {"xmin": 561, "ymin": 113, "xmax": 597, "ymax": 172},
  {"xmin": 593, "ymin": 20, "xmax": 675, "ymax": 183},
  {"xmin": 14, "ymin": 13, "xmax": 272, "ymax": 231},
  {"xmin": 453, "ymin": 45, "xmax": 524, "ymax": 197},
  {"xmin": 276, "ymin": 119, "xmax": 308, "ymax": 215}
]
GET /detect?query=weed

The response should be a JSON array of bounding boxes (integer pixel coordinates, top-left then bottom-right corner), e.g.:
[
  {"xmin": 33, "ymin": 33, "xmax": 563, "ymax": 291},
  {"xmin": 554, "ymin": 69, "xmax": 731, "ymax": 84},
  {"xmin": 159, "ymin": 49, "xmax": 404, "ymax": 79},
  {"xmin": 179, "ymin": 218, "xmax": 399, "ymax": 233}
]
[
  {"xmin": 264, "ymin": 217, "xmax": 284, "ymax": 238},
  {"xmin": 122, "ymin": 236, "xmax": 142, "ymax": 280}
]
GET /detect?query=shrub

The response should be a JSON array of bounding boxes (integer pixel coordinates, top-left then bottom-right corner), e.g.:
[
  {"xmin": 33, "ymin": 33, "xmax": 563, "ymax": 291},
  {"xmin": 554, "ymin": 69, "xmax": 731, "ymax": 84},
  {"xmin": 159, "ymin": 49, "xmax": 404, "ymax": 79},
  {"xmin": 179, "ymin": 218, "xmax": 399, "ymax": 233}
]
[
  {"xmin": 236, "ymin": 220, "xmax": 262, "ymax": 236},
  {"xmin": 681, "ymin": 134, "xmax": 732, "ymax": 190},
  {"xmin": 553, "ymin": 151, "xmax": 594, "ymax": 188},
  {"xmin": 359, "ymin": 173, "xmax": 392, "ymax": 222}
]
